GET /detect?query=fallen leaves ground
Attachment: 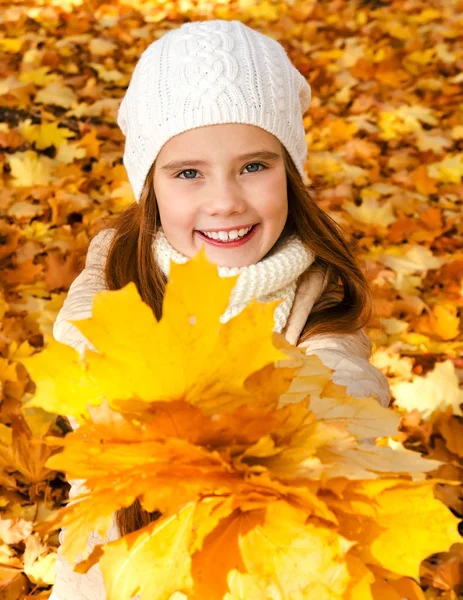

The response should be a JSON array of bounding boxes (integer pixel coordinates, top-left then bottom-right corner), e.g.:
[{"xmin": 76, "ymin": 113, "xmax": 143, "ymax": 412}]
[{"xmin": 0, "ymin": 0, "xmax": 462, "ymax": 597}]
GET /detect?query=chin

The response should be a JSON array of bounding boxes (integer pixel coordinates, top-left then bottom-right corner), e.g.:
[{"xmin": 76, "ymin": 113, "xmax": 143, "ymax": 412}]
[{"xmin": 206, "ymin": 251, "xmax": 258, "ymax": 269}]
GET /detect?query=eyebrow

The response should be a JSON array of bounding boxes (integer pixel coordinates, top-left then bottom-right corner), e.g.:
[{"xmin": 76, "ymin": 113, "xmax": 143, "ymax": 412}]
[{"xmin": 160, "ymin": 150, "xmax": 281, "ymax": 172}]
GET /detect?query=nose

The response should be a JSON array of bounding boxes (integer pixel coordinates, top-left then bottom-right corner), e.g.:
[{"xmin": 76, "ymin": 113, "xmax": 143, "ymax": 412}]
[{"xmin": 202, "ymin": 178, "xmax": 247, "ymax": 217}]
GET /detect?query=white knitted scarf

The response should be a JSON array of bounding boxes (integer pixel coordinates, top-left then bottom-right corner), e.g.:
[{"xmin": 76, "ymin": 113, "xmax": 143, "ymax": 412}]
[{"xmin": 153, "ymin": 229, "xmax": 315, "ymax": 333}]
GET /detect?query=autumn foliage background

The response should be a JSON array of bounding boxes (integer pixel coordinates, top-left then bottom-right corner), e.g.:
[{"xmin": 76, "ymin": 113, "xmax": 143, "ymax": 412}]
[{"xmin": 0, "ymin": 0, "xmax": 462, "ymax": 597}]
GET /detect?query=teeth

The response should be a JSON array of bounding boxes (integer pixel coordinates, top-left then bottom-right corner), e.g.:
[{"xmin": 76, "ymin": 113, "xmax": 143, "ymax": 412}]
[{"xmin": 201, "ymin": 226, "xmax": 252, "ymax": 242}]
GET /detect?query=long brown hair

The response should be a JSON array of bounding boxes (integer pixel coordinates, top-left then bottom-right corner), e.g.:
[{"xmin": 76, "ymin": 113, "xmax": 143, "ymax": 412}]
[{"xmin": 104, "ymin": 146, "xmax": 373, "ymax": 535}]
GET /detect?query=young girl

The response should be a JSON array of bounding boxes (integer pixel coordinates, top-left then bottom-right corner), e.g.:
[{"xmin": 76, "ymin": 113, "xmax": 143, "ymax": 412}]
[{"xmin": 50, "ymin": 19, "xmax": 391, "ymax": 599}]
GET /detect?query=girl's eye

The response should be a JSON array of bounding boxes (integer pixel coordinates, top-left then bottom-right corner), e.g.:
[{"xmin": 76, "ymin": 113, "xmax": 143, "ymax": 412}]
[
  {"xmin": 176, "ymin": 169, "xmax": 198, "ymax": 179},
  {"xmin": 175, "ymin": 162, "xmax": 267, "ymax": 179},
  {"xmin": 243, "ymin": 162, "xmax": 266, "ymax": 173}
]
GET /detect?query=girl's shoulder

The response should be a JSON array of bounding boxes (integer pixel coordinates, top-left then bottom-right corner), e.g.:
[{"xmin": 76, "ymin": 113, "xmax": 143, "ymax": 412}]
[
  {"xmin": 88, "ymin": 226, "xmax": 116, "ymax": 249},
  {"xmin": 85, "ymin": 227, "xmax": 117, "ymax": 266}
]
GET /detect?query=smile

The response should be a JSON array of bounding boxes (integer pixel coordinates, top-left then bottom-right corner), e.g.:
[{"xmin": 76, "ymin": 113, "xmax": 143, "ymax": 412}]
[{"xmin": 195, "ymin": 224, "xmax": 259, "ymax": 247}]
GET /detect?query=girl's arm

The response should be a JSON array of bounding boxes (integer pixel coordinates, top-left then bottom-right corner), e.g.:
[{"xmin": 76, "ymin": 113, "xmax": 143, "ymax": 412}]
[
  {"xmin": 50, "ymin": 228, "xmax": 124, "ymax": 599},
  {"xmin": 298, "ymin": 328, "xmax": 391, "ymax": 407},
  {"xmin": 53, "ymin": 228, "xmax": 115, "ymax": 357}
]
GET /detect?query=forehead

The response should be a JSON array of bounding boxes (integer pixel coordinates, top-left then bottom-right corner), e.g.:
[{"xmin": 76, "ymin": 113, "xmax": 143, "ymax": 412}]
[{"xmin": 158, "ymin": 123, "xmax": 281, "ymax": 157}]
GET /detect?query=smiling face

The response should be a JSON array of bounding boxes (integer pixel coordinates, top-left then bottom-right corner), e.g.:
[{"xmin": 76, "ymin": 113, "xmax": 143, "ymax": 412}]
[{"xmin": 152, "ymin": 124, "xmax": 288, "ymax": 268}]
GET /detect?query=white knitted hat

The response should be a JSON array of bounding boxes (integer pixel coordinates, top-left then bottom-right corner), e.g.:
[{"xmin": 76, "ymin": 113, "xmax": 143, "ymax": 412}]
[{"xmin": 117, "ymin": 19, "xmax": 312, "ymax": 202}]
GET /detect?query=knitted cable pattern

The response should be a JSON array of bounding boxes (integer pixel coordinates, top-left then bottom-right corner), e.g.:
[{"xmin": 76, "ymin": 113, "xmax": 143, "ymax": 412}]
[
  {"xmin": 178, "ymin": 22, "xmax": 239, "ymax": 96},
  {"xmin": 153, "ymin": 230, "xmax": 315, "ymax": 333},
  {"xmin": 177, "ymin": 22, "xmax": 244, "ymax": 123}
]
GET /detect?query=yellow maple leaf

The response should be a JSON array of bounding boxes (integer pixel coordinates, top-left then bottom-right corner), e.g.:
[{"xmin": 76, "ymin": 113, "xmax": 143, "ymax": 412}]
[
  {"xmin": 69, "ymin": 250, "xmax": 286, "ymax": 415},
  {"xmin": 408, "ymin": 8, "xmax": 441, "ymax": 23},
  {"xmin": 343, "ymin": 196, "xmax": 396, "ymax": 227},
  {"xmin": 451, "ymin": 125, "xmax": 463, "ymax": 139},
  {"xmin": 0, "ymin": 38, "xmax": 24, "ymax": 52},
  {"xmin": 190, "ymin": 501, "xmax": 246, "ymax": 599},
  {"xmin": 6, "ymin": 151, "xmax": 55, "ymax": 187},
  {"xmin": 23, "ymin": 534, "xmax": 56, "ymax": 586},
  {"xmin": 392, "ymin": 360, "xmax": 463, "ymax": 418},
  {"xmin": 0, "ymin": 292, "xmax": 9, "ymax": 321},
  {"xmin": 89, "ymin": 38, "xmax": 117, "ymax": 56},
  {"xmin": 239, "ymin": 0, "xmax": 280, "ymax": 21},
  {"xmin": 0, "ymin": 359, "xmax": 17, "ymax": 385},
  {"xmin": 319, "ymin": 438, "xmax": 441, "ymax": 481},
  {"xmin": 89, "ymin": 63, "xmax": 125, "ymax": 83},
  {"xmin": 19, "ymin": 120, "xmax": 75, "ymax": 150},
  {"xmin": 328, "ymin": 480, "xmax": 462, "ymax": 580},
  {"xmin": 78, "ymin": 130, "xmax": 101, "ymax": 158},
  {"xmin": 0, "ymin": 415, "xmax": 55, "ymax": 486},
  {"xmin": 406, "ymin": 48, "xmax": 438, "ymax": 66},
  {"xmin": 368, "ymin": 566, "xmax": 426, "ymax": 600},
  {"xmin": 323, "ymin": 118, "xmax": 359, "ymax": 144},
  {"xmin": 345, "ymin": 553, "xmax": 375, "ymax": 599},
  {"xmin": 415, "ymin": 131, "xmax": 452, "ymax": 154},
  {"xmin": 35, "ymin": 82, "xmax": 77, "ymax": 109},
  {"xmin": 18, "ymin": 66, "xmax": 59, "ymax": 86},
  {"xmin": 415, "ymin": 303, "xmax": 460, "ymax": 341},
  {"xmin": 55, "ymin": 141, "xmax": 86, "ymax": 164},
  {"xmin": 379, "ymin": 245, "xmax": 444, "ymax": 293},
  {"xmin": 378, "ymin": 105, "xmax": 437, "ymax": 140},
  {"xmin": 99, "ymin": 503, "xmax": 195, "ymax": 600},
  {"xmin": 237, "ymin": 501, "xmax": 353, "ymax": 598},
  {"xmin": 383, "ymin": 22, "xmax": 415, "ymax": 41},
  {"xmin": 109, "ymin": 180, "xmax": 136, "ymax": 210},
  {"xmin": 428, "ymin": 153, "xmax": 463, "ymax": 184},
  {"xmin": 20, "ymin": 339, "xmax": 106, "ymax": 422}
]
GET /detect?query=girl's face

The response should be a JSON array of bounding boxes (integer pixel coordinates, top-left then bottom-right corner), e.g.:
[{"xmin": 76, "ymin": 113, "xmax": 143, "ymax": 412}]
[{"xmin": 152, "ymin": 124, "xmax": 288, "ymax": 268}]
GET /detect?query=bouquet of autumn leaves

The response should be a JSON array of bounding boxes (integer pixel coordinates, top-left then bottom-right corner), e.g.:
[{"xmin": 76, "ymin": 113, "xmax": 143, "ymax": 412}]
[{"xmin": 19, "ymin": 250, "xmax": 461, "ymax": 600}]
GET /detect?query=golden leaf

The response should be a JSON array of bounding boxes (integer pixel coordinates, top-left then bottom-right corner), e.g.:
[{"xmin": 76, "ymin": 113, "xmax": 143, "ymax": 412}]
[
  {"xmin": 6, "ymin": 151, "xmax": 55, "ymax": 187},
  {"xmin": 238, "ymin": 501, "xmax": 353, "ymax": 599},
  {"xmin": 18, "ymin": 121, "xmax": 75, "ymax": 150},
  {"xmin": 99, "ymin": 503, "xmax": 196, "ymax": 600},
  {"xmin": 67, "ymin": 250, "xmax": 287, "ymax": 415},
  {"xmin": 313, "ymin": 381, "xmax": 401, "ymax": 439},
  {"xmin": 19, "ymin": 339, "xmax": 105, "ymax": 423},
  {"xmin": 329, "ymin": 480, "xmax": 461, "ymax": 580},
  {"xmin": 392, "ymin": 360, "xmax": 463, "ymax": 418},
  {"xmin": 0, "ymin": 415, "xmax": 55, "ymax": 486},
  {"xmin": 35, "ymin": 82, "xmax": 77, "ymax": 109}
]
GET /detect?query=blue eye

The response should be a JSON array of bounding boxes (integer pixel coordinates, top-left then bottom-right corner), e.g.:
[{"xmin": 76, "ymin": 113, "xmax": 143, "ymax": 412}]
[
  {"xmin": 175, "ymin": 162, "xmax": 267, "ymax": 179},
  {"xmin": 176, "ymin": 169, "xmax": 198, "ymax": 179},
  {"xmin": 244, "ymin": 162, "xmax": 266, "ymax": 173}
]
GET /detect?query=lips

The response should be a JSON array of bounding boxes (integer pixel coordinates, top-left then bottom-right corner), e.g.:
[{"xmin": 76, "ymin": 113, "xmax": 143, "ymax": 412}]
[{"xmin": 200, "ymin": 226, "xmax": 252, "ymax": 242}]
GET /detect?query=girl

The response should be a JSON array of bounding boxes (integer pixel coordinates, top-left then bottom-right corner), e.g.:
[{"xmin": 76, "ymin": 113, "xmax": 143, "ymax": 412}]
[{"xmin": 50, "ymin": 19, "xmax": 391, "ymax": 599}]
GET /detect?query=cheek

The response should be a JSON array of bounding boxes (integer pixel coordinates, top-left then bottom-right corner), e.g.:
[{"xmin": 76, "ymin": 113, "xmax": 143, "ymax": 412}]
[
  {"xmin": 260, "ymin": 181, "xmax": 288, "ymax": 219},
  {"xmin": 156, "ymin": 189, "xmax": 196, "ymax": 226},
  {"xmin": 267, "ymin": 167, "xmax": 286, "ymax": 196}
]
